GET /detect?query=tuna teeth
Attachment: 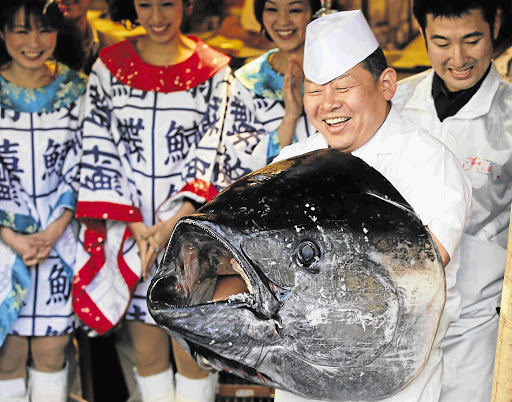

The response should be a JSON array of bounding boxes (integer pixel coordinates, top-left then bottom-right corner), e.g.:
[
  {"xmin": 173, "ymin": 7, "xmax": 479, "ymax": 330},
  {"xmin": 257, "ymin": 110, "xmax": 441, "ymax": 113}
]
[{"xmin": 325, "ymin": 117, "xmax": 350, "ymax": 125}]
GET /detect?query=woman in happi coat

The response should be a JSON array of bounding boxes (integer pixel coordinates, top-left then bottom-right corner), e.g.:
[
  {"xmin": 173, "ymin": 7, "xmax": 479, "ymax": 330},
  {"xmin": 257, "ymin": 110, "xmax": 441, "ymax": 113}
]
[
  {"xmin": 0, "ymin": 0, "xmax": 86, "ymax": 400},
  {"xmin": 73, "ymin": 0, "xmax": 231, "ymax": 400},
  {"xmin": 215, "ymin": 0, "xmax": 328, "ymax": 189}
]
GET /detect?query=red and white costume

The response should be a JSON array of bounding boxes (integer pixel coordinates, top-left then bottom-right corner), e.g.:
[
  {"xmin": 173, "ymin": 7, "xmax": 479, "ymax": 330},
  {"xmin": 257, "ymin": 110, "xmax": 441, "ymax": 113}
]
[{"xmin": 73, "ymin": 36, "xmax": 231, "ymax": 334}]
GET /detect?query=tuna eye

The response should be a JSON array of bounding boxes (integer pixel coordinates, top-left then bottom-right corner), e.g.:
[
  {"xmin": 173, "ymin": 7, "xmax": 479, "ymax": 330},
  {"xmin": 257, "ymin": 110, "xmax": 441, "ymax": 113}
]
[{"xmin": 296, "ymin": 240, "xmax": 320, "ymax": 270}]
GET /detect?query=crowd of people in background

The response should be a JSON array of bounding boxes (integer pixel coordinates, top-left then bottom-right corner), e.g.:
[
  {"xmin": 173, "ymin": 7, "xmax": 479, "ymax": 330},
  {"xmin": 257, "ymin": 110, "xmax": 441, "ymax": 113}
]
[{"xmin": 0, "ymin": 0, "xmax": 510, "ymax": 401}]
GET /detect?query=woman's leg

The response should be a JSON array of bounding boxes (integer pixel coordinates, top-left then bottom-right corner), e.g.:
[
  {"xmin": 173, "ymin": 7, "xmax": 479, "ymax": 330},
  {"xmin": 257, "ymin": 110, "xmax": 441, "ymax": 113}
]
[
  {"xmin": 172, "ymin": 339, "xmax": 218, "ymax": 402},
  {"xmin": 30, "ymin": 335, "xmax": 70, "ymax": 372},
  {"xmin": 0, "ymin": 335, "xmax": 29, "ymax": 400},
  {"xmin": 0, "ymin": 335, "xmax": 28, "ymax": 379},
  {"xmin": 127, "ymin": 321, "xmax": 170, "ymax": 376},
  {"xmin": 29, "ymin": 335, "xmax": 71, "ymax": 402},
  {"xmin": 127, "ymin": 320, "xmax": 174, "ymax": 401},
  {"xmin": 172, "ymin": 339, "xmax": 208, "ymax": 379}
]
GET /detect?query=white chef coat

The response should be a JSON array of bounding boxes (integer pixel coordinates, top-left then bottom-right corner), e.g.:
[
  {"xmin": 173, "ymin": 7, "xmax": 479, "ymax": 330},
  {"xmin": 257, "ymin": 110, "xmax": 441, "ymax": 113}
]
[
  {"xmin": 393, "ymin": 63, "xmax": 512, "ymax": 402},
  {"xmin": 273, "ymin": 105, "xmax": 471, "ymax": 401}
]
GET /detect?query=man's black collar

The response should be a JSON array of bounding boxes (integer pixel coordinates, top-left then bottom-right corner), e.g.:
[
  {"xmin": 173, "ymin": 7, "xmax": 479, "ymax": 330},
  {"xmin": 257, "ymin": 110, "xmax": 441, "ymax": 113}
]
[{"xmin": 431, "ymin": 64, "xmax": 491, "ymax": 122}]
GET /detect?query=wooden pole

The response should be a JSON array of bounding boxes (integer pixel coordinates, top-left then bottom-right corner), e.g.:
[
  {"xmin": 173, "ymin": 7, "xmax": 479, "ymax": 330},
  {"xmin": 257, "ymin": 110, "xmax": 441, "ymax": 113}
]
[{"xmin": 491, "ymin": 206, "xmax": 512, "ymax": 401}]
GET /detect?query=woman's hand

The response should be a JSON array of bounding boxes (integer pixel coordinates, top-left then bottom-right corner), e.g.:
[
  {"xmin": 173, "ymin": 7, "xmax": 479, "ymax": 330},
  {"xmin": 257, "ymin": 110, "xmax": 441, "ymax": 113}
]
[
  {"xmin": 127, "ymin": 221, "xmax": 151, "ymax": 280},
  {"xmin": 0, "ymin": 209, "xmax": 74, "ymax": 265},
  {"xmin": 282, "ymin": 54, "xmax": 304, "ymax": 121},
  {"xmin": 142, "ymin": 219, "xmax": 176, "ymax": 275},
  {"xmin": 29, "ymin": 209, "xmax": 75, "ymax": 261},
  {"xmin": 279, "ymin": 54, "xmax": 304, "ymax": 148},
  {"xmin": 0, "ymin": 227, "xmax": 50, "ymax": 266},
  {"xmin": 142, "ymin": 201, "xmax": 197, "ymax": 277}
]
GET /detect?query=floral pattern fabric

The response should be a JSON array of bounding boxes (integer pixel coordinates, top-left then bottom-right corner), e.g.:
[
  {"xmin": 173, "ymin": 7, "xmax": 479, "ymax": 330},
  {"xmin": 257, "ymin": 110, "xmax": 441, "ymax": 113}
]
[
  {"xmin": 0, "ymin": 68, "xmax": 86, "ymax": 345},
  {"xmin": 0, "ymin": 63, "xmax": 87, "ymax": 113}
]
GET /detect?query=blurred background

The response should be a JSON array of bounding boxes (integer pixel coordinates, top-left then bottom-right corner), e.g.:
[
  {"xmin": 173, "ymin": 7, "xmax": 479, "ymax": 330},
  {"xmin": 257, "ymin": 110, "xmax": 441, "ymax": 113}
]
[{"xmin": 88, "ymin": 0, "xmax": 512, "ymax": 80}]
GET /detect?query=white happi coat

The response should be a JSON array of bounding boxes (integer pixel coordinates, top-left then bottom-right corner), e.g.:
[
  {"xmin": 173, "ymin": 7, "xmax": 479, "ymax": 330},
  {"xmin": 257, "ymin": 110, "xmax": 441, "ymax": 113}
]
[
  {"xmin": 0, "ymin": 74, "xmax": 85, "ymax": 343},
  {"xmin": 393, "ymin": 63, "xmax": 512, "ymax": 402},
  {"xmin": 272, "ymin": 106, "xmax": 471, "ymax": 402},
  {"xmin": 74, "ymin": 38, "xmax": 231, "ymax": 334}
]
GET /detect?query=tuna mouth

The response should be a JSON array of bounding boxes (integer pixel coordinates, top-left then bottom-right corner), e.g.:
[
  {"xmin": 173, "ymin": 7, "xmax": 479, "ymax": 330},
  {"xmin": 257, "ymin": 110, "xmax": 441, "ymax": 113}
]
[{"xmin": 149, "ymin": 220, "xmax": 257, "ymax": 311}]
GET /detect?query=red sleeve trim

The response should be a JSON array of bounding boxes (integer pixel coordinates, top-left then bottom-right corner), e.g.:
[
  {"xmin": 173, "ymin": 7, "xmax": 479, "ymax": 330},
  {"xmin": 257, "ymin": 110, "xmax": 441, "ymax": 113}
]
[
  {"xmin": 73, "ymin": 221, "xmax": 141, "ymax": 334},
  {"xmin": 76, "ymin": 201, "xmax": 143, "ymax": 222},
  {"xmin": 117, "ymin": 227, "xmax": 142, "ymax": 289},
  {"xmin": 72, "ymin": 219, "xmax": 112, "ymax": 334},
  {"xmin": 73, "ymin": 286, "xmax": 114, "ymax": 334},
  {"xmin": 181, "ymin": 179, "xmax": 219, "ymax": 203},
  {"xmin": 73, "ymin": 219, "xmax": 106, "ymax": 292}
]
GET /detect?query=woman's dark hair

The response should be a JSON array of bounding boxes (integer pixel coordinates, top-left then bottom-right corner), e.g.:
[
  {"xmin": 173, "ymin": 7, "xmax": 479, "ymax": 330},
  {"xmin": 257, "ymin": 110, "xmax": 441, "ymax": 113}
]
[
  {"xmin": 108, "ymin": 0, "xmax": 193, "ymax": 30},
  {"xmin": 0, "ymin": 0, "xmax": 83, "ymax": 70},
  {"xmin": 253, "ymin": 0, "xmax": 322, "ymax": 41},
  {"xmin": 108, "ymin": 0, "xmax": 138, "ymax": 25}
]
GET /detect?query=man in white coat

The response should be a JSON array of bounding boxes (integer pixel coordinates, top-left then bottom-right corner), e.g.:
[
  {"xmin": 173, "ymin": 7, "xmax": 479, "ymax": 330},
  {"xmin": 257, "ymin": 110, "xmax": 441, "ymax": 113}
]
[
  {"xmin": 272, "ymin": 9, "xmax": 471, "ymax": 402},
  {"xmin": 392, "ymin": 1, "xmax": 512, "ymax": 400}
]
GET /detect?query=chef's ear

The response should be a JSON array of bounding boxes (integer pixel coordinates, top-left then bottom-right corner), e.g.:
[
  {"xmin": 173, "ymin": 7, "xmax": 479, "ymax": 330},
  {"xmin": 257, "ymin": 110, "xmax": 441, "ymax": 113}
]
[{"xmin": 379, "ymin": 67, "xmax": 397, "ymax": 102}]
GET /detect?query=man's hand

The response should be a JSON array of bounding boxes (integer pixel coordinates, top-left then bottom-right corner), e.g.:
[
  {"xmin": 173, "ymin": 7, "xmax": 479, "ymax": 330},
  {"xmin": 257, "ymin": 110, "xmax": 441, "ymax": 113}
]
[{"xmin": 427, "ymin": 228, "xmax": 450, "ymax": 267}]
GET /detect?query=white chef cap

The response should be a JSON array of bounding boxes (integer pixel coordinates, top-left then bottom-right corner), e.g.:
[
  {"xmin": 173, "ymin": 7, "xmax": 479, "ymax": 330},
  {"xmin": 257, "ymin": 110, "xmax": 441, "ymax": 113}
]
[{"xmin": 303, "ymin": 10, "xmax": 379, "ymax": 85}]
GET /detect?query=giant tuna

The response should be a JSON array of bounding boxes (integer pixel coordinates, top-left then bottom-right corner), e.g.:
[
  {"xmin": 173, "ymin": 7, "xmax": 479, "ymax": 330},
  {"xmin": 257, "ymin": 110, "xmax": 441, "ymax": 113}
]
[{"xmin": 147, "ymin": 148, "xmax": 446, "ymax": 401}]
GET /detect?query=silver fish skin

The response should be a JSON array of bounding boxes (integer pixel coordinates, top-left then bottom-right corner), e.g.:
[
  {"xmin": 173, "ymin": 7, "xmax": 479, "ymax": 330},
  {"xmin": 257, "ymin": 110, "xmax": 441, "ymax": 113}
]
[{"xmin": 148, "ymin": 148, "xmax": 446, "ymax": 401}]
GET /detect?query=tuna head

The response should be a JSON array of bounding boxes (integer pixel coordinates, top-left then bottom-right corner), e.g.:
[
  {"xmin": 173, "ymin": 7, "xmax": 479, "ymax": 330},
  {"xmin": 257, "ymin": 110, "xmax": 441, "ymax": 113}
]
[{"xmin": 147, "ymin": 148, "xmax": 446, "ymax": 401}]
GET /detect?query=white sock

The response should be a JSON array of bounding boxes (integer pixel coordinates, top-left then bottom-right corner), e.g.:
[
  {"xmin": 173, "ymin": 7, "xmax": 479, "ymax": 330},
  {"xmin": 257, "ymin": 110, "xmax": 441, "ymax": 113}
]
[
  {"xmin": 175, "ymin": 372, "xmax": 218, "ymax": 402},
  {"xmin": 134, "ymin": 367, "xmax": 175, "ymax": 402},
  {"xmin": 28, "ymin": 363, "xmax": 68, "ymax": 402},
  {"xmin": 0, "ymin": 377, "xmax": 28, "ymax": 401}
]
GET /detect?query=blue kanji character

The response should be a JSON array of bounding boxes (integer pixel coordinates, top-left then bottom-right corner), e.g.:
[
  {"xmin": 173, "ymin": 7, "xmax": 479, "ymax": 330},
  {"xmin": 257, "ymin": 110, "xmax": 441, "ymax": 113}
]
[
  {"xmin": 87, "ymin": 85, "xmax": 111, "ymax": 128},
  {"xmin": 126, "ymin": 305, "xmax": 146, "ymax": 321},
  {"xmin": 165, "ymin": 121, "xmax": 186, "ymax": 164},
  {"xmin": 118, "ymin": 118, "xmax": 146, "ymax": 162},
  {"xmin": 46, "ymin": 264, "xmax": 71, "ymax": 305}
]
